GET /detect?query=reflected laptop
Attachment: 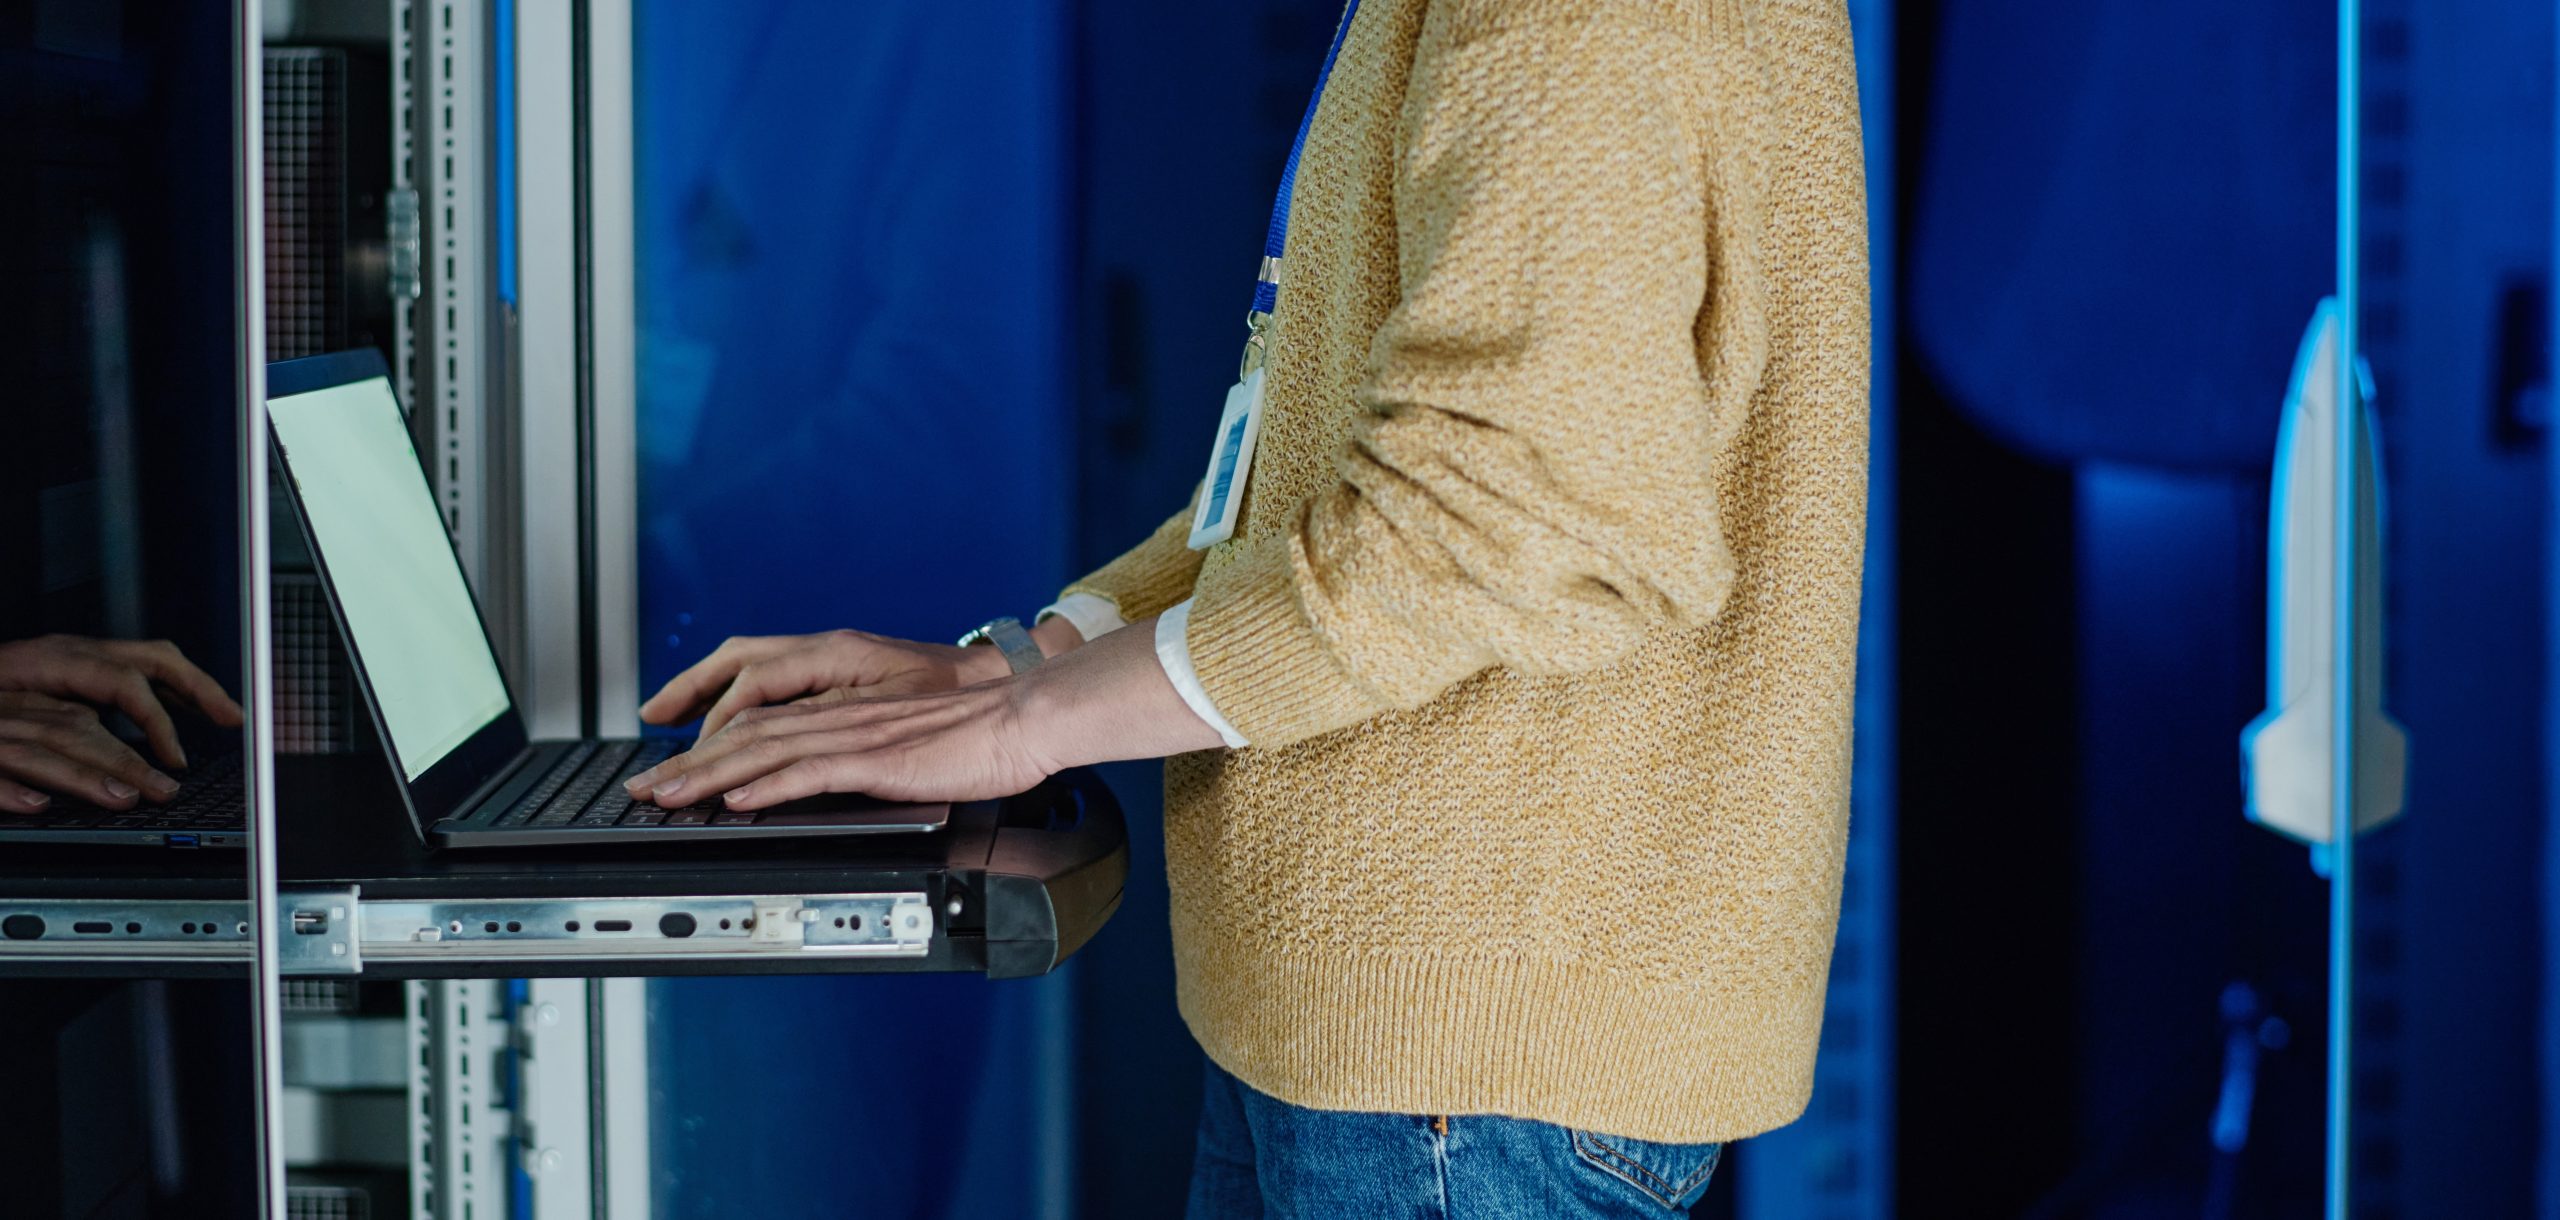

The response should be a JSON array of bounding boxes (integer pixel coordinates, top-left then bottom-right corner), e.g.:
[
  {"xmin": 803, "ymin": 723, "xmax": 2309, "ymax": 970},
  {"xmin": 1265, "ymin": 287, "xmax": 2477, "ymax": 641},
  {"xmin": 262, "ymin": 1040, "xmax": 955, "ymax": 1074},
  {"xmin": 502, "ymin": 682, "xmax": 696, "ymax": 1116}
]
[
  {"xmin": 0, "ymin": 752, "xmax": 248, "ymax": 849},
  {"xmin": 267, "ymin": 349, "xmax": 948, "ymax": 847}
]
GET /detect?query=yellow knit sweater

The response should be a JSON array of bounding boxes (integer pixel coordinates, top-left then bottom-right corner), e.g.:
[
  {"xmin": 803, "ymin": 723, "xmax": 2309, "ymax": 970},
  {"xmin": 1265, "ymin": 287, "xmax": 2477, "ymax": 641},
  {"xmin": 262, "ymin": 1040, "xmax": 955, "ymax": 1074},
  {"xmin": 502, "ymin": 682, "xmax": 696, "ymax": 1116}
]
[{"xmin": 1064, "ymin": 0, "xmax": 1868, "ymax": 1142}]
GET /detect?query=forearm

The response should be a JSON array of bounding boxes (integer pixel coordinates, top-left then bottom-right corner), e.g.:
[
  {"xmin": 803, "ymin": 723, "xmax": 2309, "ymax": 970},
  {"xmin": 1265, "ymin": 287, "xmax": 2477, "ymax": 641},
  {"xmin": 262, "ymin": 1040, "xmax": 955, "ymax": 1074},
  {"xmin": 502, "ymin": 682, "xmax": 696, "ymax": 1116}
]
[{"xmin": 1014, "ymin": 613, "xmax": 1224, "ymax": 769}]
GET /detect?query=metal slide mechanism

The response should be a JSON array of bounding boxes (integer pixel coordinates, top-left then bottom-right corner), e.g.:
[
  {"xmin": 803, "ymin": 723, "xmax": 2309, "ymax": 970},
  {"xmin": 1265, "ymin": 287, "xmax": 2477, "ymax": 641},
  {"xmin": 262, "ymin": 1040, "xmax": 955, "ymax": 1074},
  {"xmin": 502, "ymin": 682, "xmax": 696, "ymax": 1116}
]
[{"xmin": 0, "ymin": 890, "xmax": 933, "ymax": 971}]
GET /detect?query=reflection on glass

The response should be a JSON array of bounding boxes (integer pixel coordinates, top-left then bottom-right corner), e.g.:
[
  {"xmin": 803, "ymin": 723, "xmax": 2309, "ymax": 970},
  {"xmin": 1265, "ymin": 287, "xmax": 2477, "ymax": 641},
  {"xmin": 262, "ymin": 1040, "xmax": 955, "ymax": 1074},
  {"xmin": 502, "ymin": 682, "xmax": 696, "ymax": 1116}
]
[
  {"xmin": 0, "ymin": 635, "xmax": 242, "ymax": 815},
  {"xmin": 0, "ymin": 1, "xmax": 261, "ymax": 1215},
  {"xmin": 1, "ymin": 10, "xmax": 249, "ymax": 843}
]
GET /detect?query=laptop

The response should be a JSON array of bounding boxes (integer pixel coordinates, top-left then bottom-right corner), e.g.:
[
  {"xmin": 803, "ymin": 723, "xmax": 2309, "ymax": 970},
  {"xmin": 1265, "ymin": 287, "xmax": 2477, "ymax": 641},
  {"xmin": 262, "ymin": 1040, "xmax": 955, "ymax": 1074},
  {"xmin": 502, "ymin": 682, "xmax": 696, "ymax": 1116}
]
[
  {"xmin": 0, "ymin": 752, "xmax": 251, "ymax": 849},
  {"xmin": 0, "ymin": 350, "xmax": 948, "ymax": 849},
  {"xmin": 271, "ymin": 348, "xmax": 949, "ymax": 847}
]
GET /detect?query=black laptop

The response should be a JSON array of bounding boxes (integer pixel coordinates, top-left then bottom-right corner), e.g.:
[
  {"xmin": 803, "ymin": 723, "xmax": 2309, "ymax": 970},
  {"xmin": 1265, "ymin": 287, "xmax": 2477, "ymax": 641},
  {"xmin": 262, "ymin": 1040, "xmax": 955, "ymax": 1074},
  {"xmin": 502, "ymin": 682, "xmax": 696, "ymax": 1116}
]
[
  {"xmin": 0, "ymin": 752, "xmax": 251, "ymax": 849},
  {"xmin": 0, "ymin": 350, "xmax": 948, "ymax": 849},
  {"xmin": 271, "ymin": 349, "xmax": 949, "ymax": 847}
]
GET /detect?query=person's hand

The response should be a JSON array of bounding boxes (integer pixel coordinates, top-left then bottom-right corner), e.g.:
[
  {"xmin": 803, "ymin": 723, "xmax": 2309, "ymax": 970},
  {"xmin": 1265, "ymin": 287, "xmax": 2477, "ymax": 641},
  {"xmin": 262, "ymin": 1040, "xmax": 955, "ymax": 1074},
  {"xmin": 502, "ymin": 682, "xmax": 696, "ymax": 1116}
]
[
  {"xmin": 639, "ymin": 619, "xmax": 1085, "ymax": 742},
  {"xmin": 624, "ymin": 615, "xmax": 1221, "ymax": 810},
  {"xmin": 632, "ymin": 681, "xmax": 1054, "ymax": 807},
  {"xmin": 0, "ymin": 635, "xmax": 246, "ymax": 813},
  {"xmin": 640, "ymin": 629, "xmax": 1006, "ymax": 743}
]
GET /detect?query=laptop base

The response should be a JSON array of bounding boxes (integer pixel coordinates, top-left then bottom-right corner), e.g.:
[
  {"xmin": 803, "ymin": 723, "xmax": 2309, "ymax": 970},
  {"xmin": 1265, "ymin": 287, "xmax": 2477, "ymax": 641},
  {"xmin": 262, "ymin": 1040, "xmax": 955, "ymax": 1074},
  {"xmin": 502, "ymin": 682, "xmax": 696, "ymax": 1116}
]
[{"xmin": 428, "ymin": 738, "xmax": 948, "ymax": 849}]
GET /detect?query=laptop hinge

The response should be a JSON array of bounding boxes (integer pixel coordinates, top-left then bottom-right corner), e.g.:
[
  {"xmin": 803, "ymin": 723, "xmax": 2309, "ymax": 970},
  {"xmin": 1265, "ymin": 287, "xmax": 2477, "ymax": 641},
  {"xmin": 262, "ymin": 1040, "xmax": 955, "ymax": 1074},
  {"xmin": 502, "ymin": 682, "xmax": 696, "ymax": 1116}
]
[{"xmin": 445, "ymin": 744, "xmax": 554, "ymax": 829}]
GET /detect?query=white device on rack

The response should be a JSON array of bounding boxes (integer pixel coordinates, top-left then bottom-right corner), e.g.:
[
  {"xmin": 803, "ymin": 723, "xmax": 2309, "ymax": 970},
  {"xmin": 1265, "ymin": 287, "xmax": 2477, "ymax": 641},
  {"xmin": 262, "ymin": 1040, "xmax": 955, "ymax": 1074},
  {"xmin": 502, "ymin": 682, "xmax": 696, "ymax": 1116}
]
[{"xmin": 2240, "ymin": 298, "xmax": 2408, "ymax": 847}]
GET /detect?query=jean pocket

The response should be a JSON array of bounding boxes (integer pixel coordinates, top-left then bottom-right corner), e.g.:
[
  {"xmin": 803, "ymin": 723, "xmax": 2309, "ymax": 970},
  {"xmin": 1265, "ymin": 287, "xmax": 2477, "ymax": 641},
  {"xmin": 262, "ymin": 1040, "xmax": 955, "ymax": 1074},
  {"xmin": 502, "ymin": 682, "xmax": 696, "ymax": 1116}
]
[{"xmin": 1567, "ymin": 1128, "xmax": 1724, "ymax": 1211}]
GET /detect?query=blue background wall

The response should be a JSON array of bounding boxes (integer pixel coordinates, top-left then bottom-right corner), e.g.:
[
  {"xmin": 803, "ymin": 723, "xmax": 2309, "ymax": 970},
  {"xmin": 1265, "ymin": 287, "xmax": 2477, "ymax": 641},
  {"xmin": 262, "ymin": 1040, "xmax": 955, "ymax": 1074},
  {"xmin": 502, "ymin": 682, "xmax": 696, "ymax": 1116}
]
[{"xmin": 631, "ymin": 4, "xmax": 1074, "ymax": 1216}]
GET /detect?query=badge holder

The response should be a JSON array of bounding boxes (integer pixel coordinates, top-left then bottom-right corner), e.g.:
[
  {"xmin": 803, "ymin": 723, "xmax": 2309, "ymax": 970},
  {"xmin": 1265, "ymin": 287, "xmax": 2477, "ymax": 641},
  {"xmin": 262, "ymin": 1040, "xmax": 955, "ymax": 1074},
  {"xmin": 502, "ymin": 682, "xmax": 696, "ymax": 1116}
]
[{"xmin": 1187, "ymin": 312, "xmax": 1274, "ymax": 550}]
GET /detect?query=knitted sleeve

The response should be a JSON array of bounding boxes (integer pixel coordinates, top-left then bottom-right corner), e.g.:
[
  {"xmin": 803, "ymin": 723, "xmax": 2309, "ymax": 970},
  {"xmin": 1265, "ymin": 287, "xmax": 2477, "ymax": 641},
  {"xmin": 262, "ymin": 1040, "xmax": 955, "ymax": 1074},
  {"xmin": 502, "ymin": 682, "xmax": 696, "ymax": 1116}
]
[
  {"xmin": 1056, "ymin": 489, "xmax": 1207, "ymax": 625},
  {"xmin": 1185, "ymin": 2, "xmax": 1769, "ymax": 749}
]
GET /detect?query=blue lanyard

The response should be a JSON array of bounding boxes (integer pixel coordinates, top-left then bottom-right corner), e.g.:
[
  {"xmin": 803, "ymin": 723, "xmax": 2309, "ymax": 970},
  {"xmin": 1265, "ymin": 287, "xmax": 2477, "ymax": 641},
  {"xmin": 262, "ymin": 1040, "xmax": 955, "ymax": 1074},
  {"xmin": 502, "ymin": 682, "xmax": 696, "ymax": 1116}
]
[{"xmin": 1251, "ymin": 0, "xmax": 1363, "ymax": 320}]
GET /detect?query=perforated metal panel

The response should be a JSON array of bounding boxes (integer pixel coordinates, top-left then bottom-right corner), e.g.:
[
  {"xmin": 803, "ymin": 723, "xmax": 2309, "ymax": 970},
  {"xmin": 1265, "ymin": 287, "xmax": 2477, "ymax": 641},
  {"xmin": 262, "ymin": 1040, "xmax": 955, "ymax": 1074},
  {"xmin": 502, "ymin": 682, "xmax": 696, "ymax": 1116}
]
[
  {"xmin": 286, "ymin": 1184, "xmax": 372, "ymax": 1220},
  {"xmin": 391, "ymin": 0, "xmax": 497, "ymax": 591},
  {"xmin": 264, "ymin": 49, "xmax": 346, "ymax": 361},
  {"xmin": 406, "ymin": 980, "xmax": 508, "ymax": 1220},
  {"xmin": 263, "ymin": 45, "xmax": 391, "ymax": 365},
  {"xmin": 271, "ymin": 572, "xmax": 357, "ymax": 755},
  {"xmin": 283, "ymin": 978, "xmax": 362, "ymax": 1015}
]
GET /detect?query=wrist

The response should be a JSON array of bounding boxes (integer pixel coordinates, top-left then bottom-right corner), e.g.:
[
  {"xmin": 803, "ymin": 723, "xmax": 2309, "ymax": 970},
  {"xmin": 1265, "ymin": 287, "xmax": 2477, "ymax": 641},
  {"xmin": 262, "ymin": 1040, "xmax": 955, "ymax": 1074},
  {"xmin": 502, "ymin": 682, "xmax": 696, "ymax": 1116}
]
[
  {"xmin": 1000, "ymin": 612, "xmax": 1225, "ymax": 774},
  {"xmin": 952, "ymin": 641, "xmax": 1014, "ymax": 685},
  {"xmin": 1004, "ymin": 662, "xmax": 1082, "ymax": 775}
]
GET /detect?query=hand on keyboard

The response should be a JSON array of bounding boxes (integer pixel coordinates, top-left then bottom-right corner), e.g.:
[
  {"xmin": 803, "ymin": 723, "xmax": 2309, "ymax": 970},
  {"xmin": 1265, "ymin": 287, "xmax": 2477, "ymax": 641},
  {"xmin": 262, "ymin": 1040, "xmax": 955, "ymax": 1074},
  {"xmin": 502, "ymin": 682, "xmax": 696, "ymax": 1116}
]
[
  {"xmin": 638, "ymin": 628, "xmax": 1037, "ymax": 743},
  {"xmin": 492, "ymin": 740, "xmax": 745, "ymax": 831},
  {"xmin": 0, "ymin": 635, "xmax": 243, "ymax": 814},
  {"xmin": 628, "ymin": 607, "xmax": 1220, "ymax": 810}
]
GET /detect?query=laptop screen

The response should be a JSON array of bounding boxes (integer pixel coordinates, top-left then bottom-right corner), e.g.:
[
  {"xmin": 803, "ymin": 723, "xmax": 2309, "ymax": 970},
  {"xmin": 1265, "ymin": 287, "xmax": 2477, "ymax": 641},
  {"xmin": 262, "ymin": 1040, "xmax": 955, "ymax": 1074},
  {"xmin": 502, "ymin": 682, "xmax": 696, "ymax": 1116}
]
[{"xmin": 268, "ymin": 375, "xmax": 512, "ymax": 780}]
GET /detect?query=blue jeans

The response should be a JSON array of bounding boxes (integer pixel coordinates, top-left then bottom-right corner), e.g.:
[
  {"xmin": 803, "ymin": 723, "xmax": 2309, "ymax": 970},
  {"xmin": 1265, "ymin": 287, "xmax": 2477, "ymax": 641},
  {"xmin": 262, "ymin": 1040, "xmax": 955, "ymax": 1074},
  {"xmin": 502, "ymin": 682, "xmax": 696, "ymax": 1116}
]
[{"xmin": 1185, "ymin": 1059, "xmax": 1725, "ymax": 1219}]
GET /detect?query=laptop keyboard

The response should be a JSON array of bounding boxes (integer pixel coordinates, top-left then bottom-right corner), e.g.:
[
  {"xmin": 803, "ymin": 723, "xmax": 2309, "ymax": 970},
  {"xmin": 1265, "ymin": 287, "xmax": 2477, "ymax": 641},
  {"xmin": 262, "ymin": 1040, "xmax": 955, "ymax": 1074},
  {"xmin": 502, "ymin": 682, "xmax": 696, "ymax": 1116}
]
[
  {"xmin": 29, "ymin": 752, "xmax": 246, "ymax": 832},
  {"xmin": 489, "ymin": 740, "xmax": 751, "ymax": 831}
]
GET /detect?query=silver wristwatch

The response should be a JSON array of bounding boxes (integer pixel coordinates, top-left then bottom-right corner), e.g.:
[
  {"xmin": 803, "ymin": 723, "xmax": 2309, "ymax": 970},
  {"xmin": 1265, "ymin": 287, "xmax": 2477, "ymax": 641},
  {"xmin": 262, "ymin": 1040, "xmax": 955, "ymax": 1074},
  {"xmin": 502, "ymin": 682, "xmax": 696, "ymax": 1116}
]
[{"xmin": 956, "ymin": 616, "xmax": 1045, "ymax": 675}]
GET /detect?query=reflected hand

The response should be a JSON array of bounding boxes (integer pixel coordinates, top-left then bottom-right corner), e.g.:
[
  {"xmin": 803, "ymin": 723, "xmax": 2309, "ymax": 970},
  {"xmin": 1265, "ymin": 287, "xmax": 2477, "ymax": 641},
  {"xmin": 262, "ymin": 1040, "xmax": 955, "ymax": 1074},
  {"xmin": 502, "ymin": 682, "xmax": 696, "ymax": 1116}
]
[
  {"xmin": 0, "ymin": 692, "xmax": 185, "ymax": 812},
  {"xmin": 0, "ymin": 635, "xmax": 245, "ymax": 812}
]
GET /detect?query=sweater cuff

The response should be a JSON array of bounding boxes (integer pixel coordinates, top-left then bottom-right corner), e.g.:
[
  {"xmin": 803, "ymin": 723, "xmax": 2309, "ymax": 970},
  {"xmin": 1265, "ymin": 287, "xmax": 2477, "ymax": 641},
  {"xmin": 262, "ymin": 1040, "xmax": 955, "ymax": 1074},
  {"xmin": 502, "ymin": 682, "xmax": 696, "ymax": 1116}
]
[
  {"xmin": 1035, "ymin": 592, "xmax": 1128, "ymax": 642},
  {"xmin": 1185, "ymin": 534, "xmax": 1393, "ymax": 749},
  {"xmin": 1154, "ymin": 600, "xmax": 1248, "ymax": 748}
]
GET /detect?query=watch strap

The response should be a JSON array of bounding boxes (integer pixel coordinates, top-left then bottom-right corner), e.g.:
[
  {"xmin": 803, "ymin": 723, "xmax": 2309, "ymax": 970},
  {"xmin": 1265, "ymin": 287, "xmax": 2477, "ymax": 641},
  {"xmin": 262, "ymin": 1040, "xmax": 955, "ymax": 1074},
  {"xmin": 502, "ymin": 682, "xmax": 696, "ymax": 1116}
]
[{"xmin": 957, "ymin": 616, "xmax": 1044, "ymax": 675}]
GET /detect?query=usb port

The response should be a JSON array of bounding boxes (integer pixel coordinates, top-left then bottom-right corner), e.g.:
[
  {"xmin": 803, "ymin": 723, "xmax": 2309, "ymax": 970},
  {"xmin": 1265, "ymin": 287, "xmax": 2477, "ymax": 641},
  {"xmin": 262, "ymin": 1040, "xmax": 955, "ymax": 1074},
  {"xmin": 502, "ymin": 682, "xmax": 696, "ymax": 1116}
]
[{"xmin": 165, "ymin": 834, "xmax": 199, "ymax": 848}]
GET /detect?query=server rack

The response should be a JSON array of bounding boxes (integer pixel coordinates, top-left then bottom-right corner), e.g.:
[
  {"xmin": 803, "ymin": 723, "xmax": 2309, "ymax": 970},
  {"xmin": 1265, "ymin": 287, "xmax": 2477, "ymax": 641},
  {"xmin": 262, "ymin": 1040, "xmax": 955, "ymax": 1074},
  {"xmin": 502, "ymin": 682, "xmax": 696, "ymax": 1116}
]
[{"xmin": 0, "ymin": 5, "xmax": 1130, "ymax": 1218}]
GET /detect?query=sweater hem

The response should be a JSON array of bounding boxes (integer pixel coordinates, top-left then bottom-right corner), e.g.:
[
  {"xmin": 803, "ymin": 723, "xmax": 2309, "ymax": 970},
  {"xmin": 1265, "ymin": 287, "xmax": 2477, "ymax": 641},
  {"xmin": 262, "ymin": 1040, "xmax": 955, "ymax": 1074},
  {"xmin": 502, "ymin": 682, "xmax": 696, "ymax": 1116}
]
[{"xmin": 1174, "ymin": 937, "xmax": 1823, "ymax": 1144}]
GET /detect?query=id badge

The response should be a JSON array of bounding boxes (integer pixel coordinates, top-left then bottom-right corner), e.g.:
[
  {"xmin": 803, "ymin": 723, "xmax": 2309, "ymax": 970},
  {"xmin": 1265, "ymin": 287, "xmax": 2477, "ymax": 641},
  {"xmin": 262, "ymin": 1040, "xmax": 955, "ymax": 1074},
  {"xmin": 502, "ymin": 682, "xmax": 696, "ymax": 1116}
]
[{"xmin": 1187, "ymin": 366, "xmax": 1268, "ymax": 549}]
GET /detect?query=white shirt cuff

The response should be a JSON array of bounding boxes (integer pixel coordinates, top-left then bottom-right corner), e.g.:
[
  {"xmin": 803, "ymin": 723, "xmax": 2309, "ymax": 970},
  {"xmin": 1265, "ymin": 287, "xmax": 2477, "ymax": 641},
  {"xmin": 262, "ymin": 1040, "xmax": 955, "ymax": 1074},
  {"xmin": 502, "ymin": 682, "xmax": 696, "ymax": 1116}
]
[
  {"xmin": 1035, "ymin": 592, "xmax": 1128, "ymax": 643},
  {"xmin": 1154, "ymin": 598, "xmax": 1247, "ymax": 749}
]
